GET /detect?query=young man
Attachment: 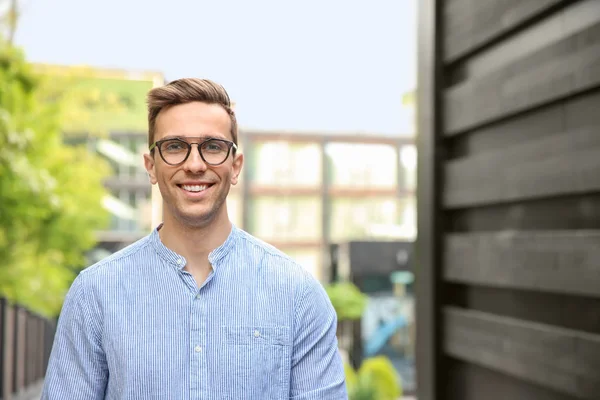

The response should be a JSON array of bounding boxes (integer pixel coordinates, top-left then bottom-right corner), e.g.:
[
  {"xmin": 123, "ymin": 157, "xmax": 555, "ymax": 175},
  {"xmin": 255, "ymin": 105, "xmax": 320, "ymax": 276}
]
[{"xmin": 42, "ymin": 78, "xmax": 347, "ymax": 399}]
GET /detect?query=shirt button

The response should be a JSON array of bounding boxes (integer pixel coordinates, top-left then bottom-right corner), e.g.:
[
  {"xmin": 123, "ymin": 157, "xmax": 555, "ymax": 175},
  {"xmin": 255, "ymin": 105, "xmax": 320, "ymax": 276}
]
[
  {"xmin": 177, "ymin": 259, "xmax": 182, "ymax": 265},
  {"xmin": 254, "ymin": 330, "xmax": 260, "ymax": 338},
  {"xmin": 194, "ymin": 345, "xmax": 202, "ymax": 353},
  {"xmin": 196, "ymin": 294, "xmax": 201, "ymax": 299}
]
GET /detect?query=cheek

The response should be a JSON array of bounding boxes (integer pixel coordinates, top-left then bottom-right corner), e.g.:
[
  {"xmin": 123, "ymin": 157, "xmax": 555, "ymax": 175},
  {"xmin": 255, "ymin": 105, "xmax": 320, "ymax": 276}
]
[
  {"xmin": 212, "ymin": 166, "xmax": 233, "ymax": 181},
  {"xmin": 156, "ymin": 167, "xmax": 178, "ymax": 186}
]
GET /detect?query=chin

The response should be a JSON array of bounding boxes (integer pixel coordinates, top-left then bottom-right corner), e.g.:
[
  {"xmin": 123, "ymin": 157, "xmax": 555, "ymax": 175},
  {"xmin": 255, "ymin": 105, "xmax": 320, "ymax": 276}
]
[
  {"xmin": 175, "ymin": 206, "xmax": 221, "ymax": 228},
  {"xmin": 179, "ymin": 209, "xmax": 212, "ymax": 224},
  {"xmin": 164, "ymin": 195, "xmax": 227, "ymax": 228}
]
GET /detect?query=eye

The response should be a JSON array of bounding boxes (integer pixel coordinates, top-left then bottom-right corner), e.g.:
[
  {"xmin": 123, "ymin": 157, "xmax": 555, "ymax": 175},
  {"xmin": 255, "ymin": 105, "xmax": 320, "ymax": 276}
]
[
  {"xmin": 163, "ymin": 140, "xmax": 186, "ymax": 151},
  {"xmin": 203, "ymin": 141, "xmax": 227, "ymax": 152}
]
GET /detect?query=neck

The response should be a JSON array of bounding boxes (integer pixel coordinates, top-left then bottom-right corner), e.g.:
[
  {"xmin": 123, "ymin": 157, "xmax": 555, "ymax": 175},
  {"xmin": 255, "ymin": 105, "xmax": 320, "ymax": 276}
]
[{"xmin": 158, "ymin": 210, "xmax": 232, "ymax": 275}]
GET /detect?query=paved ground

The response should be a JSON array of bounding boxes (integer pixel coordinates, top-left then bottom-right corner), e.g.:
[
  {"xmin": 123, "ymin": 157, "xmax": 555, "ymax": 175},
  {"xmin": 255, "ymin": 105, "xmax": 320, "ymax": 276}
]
[{"xmin": 13, "ymin": 381, "xmax": 43, "ymax": 400}]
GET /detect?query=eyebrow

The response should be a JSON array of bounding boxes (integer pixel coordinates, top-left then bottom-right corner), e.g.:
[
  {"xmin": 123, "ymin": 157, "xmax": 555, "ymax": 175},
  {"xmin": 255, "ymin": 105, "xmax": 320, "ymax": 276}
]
[{"xmin": 161, "ymin": 135, "xmax": 229, "ymax": 141}]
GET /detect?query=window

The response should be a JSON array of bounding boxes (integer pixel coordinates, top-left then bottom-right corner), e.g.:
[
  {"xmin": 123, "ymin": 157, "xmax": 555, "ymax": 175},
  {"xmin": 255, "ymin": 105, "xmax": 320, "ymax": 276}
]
[
  {"xmin": 248, "ymin": 196, "xmax": 322, "ymax": 241},
  {"xmin": 326, "ymin": 143, "xmax": 397, "ymax": 188},
  {"xmin": 329, "ymin": 197, "xmax": 416, "ymax": 241},
  {"xmin": 249, "ymin": 141, "xmax": 322, "ymax": 186}
]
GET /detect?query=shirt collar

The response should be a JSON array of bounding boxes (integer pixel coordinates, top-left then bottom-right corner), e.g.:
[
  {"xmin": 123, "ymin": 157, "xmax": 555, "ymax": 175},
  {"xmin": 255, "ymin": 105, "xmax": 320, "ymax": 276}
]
[{"xmin": 149, "ymin": 223, "xmax": 240, "ymax": 271}]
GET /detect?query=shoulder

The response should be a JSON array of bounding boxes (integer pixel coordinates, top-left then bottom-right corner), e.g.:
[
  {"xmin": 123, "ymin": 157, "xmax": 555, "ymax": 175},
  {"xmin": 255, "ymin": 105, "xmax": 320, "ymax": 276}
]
[
  {"xmin": 78, "ymin": 234, "xmax": 153, "ymax": 282},
  {"xmin": 235, "ymin": 228, "xmax": 308, "ymax": 275},
  {"xmin": 233, "ymin": 228, "xmax": 327, "ymax": 300}
]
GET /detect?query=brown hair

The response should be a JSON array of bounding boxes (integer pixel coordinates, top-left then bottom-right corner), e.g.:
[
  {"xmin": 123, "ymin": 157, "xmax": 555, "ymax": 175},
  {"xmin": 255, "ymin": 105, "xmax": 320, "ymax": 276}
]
[{"xmin": 146, "ymin": 78, "xmax": 237, "ymax": 148}]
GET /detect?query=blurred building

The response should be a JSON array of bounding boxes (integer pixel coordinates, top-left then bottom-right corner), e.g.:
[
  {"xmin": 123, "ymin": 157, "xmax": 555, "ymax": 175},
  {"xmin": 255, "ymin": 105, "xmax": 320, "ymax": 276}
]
[{"xmin": 34, "ymin": 64, "xmax": 165, "ymax": 260}]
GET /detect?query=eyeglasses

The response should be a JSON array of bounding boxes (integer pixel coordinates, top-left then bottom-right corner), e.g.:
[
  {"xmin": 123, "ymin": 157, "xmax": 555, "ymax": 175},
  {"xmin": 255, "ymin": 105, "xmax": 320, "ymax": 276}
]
[{"xmin": 149, "ymin": 137, "xmax": 237, "ymax": 166}]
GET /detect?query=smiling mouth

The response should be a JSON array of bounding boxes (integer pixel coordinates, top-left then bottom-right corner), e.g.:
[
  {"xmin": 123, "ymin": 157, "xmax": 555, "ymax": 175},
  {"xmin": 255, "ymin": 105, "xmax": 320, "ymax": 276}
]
[{"xmin": 178, "ymin": 184, "xmax": 212, "ymax": 193}]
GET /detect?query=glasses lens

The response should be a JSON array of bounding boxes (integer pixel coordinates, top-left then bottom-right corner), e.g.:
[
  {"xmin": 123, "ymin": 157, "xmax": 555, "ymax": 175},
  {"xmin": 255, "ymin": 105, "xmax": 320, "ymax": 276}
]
[
  {"xmin": 159, "ymin": 139, "xmax": 190, "ymax": 164},
  {"xmin": 200, "ymin": 139, "xmax": 230, "ymax": 165}
]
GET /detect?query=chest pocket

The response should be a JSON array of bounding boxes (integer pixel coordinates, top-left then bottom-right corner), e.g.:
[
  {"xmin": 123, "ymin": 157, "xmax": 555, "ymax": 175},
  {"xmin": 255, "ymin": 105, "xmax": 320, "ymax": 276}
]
[{"xmin": 220, "ymin": 325, "xmax": 292, "ymax": 400}]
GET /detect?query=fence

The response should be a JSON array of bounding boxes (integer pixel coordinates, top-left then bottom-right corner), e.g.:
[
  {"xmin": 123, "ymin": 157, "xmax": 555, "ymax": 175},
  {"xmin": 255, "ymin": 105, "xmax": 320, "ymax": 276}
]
[
  {"xmin": 416, "ymin": 0, "xmax": 600, "ymax": 399},
  {"xmin": 0, "ymin": 298, "xmax": 55, "ymax": 400}
]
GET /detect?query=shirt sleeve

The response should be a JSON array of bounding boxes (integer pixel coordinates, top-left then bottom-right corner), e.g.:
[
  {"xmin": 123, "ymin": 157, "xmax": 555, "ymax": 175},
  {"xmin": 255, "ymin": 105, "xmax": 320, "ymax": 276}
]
[
  {"xmin": 41, "ymin": 273, "xmax": 108, "ymax": 400},
  {"xmin": 290, "ymin": 273, "xmax": 348, "ymax": 399}
]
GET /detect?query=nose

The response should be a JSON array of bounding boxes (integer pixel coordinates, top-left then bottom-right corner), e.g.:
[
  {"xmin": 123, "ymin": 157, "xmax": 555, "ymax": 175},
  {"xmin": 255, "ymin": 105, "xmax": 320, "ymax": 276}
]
[{"xmin": 182, "ymin": 144, "xmax": 208, "ymax": 173}]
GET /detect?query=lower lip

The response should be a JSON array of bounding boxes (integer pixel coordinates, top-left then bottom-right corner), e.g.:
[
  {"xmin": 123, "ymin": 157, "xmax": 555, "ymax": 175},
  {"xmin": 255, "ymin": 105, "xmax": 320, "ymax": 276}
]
[{"xmin": 178, "ymin": 185, "xmax": 213, "ymax": 198}]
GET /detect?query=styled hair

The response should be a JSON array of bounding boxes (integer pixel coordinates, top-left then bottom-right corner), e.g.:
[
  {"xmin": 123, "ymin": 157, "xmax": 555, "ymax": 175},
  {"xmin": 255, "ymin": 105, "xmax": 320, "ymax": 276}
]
[{"xmin": 146, "ymin": 78, "xmax": 237, "ymax": 148}]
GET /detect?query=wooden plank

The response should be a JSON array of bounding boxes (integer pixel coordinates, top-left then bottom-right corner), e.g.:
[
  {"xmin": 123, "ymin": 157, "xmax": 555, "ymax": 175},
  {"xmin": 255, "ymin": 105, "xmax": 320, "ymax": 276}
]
[
  {"xmin": 447, "ymin": 89, "xmax": 600, "ymax": 159},
  {"xmin": 447, "ymin": 284, "xmax": 600, "ymax": 335},
  {"xmin": 14, "ymin": 309, "xmax": 26, "ymax": 393},
  {"xmin": 445, "ymin": 20, "xmax": 600, "ymax": 134},
  {"xmin": 36, "ymin": 319, "xmax": 44, "ymax": 381},
  {"xmin": 445, "ymin": 358, "xmax": 581, "ymax": 400},
  {"xmin": 43, "ymin": 321, "xmax": 54, "ymax": 374},
  {"xmin": 446, "ymin": 100, "xmax": 564, "ymax": 157},
  {"xmin": 26, "ymin": 315, "xmax": 35, "ymax": 387},
  {"xmin": 450, "ymin": 1, "xmax": 600, "ymax": 81},
  {"xmin": 444, "ymin": 0, "xmax": 566, "ymax": 62},
  {"xmin": 444, "ymin": 306, "xmax": 600, "ymax": 399},
  {"xmin": 448, "ymin": 193, "xmax": 600, "ymax": 232},
  {"xmin": 415, "ymin": 0, "xmax": 444, "ymax": 398},
  {"xmin": 2, "ymin": 304, "xmax": 14, "ymax": 400},
  {"xmin": 444, "ymin": 231, "xmax": 600, "ymax": 298},
  {"xmin": 444, "ymin": 124, "xmax": 600, "ymax": 207}
]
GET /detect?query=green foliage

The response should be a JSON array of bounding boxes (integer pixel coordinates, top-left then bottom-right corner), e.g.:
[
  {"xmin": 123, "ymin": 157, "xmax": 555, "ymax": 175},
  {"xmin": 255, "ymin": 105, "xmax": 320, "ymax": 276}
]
[
  {"xmin": 0, "ymin": 42, "xmax": 110, "ymax": 317},
  {"xmin": 325, "ymin": 281, "xmax": 368, "ymax": 321},
  {"xmin": 34, "ymin": 64, "xmax": 157, "ymax": 135},
  {"xmin": 345, "ymin": 357, "xmax": 403, "ymax": 400}
]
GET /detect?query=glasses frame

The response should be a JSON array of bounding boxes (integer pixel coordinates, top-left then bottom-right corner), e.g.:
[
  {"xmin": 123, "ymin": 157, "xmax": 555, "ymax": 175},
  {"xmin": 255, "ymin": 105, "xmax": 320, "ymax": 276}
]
[{"xmin": 149, "ymin": 137, "xmax": 238, "ymax": 166}]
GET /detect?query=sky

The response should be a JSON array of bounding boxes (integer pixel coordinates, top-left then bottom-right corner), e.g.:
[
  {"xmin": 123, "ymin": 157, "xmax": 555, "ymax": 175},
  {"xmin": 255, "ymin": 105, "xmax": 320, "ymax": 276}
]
[{"xmin": 14, "ymin": 0, "xmax": 417, "ymax": 135}]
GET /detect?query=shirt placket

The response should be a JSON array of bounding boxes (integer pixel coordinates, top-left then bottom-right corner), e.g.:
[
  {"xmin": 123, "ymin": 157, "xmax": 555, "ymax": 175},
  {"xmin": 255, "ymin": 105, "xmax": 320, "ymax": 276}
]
[{"xmin": 189, "ymin": 271, "xmax": 213, "ymax": 399}]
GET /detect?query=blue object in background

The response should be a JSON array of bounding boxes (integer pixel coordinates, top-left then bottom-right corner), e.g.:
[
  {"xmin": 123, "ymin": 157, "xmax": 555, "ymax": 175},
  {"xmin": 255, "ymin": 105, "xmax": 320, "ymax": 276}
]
[{"xmin": 364, "ymin": 315, "xmax": 407, "ymax": 357}]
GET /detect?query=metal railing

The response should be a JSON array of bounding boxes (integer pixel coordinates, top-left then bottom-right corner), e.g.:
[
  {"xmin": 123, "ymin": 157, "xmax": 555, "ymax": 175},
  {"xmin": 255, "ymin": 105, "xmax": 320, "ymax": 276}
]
[{"xmin": 0, "ymin": 298, "xmax": 55, "ymax": 400}]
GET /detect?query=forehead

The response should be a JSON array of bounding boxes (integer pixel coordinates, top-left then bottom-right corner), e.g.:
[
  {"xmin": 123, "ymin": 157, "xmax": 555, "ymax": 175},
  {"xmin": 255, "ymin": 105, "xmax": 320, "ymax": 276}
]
[{"xmin": 154, "ymin": 102, "xmax": 232, "ymax": 141}]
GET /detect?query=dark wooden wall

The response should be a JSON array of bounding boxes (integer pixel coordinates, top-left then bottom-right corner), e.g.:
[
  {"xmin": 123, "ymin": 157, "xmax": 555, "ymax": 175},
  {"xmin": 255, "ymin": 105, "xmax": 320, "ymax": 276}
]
[{"xmin": 416, "ymin": 1, "xmax": 600, "ymax": 399}]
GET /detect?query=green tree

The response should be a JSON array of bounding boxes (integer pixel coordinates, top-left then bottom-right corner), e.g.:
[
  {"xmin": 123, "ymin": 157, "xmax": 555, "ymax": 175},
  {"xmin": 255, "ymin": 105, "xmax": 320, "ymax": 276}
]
[{"xmin": 0, "ymin": 42, "xmax": 110, "ymax": 317}]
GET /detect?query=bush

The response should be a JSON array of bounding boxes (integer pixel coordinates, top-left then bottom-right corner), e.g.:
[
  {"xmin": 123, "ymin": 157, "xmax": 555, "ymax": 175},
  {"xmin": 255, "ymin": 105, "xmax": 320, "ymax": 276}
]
[
  {"xmin": 325, "ymin": 281, "xmax": 368, "ymax": 321},
  {"xmin": 345, "ymin": 356, "xmax": 403, "ymax": 400}
]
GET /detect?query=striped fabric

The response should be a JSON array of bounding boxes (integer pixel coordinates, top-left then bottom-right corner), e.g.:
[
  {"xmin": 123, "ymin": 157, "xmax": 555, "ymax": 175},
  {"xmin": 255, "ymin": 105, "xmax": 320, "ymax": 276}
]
[{"xmin": 41, "ymin": 225, "xmax": 347, "ymax": 400}]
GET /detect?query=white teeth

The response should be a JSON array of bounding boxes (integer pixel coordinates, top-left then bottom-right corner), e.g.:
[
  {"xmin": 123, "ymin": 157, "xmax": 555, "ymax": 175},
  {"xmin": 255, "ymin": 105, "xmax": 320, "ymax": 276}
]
[{"xmin": 182, "ymin": 184, "xmax": 208, "ymax": 192}]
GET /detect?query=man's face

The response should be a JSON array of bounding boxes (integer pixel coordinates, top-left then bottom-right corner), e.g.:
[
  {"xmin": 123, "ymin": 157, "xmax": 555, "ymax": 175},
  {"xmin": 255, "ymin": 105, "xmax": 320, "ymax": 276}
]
[{"xmin": 144, "ymin": 101, "xmax": 243, "ymax": 228}]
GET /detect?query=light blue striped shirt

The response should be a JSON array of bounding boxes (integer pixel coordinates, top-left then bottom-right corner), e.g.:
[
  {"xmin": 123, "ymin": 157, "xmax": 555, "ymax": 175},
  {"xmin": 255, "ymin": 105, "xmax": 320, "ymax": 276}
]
[{"xmin": 42, "ymin": 225, "xmax": 347, "ymax": 399}]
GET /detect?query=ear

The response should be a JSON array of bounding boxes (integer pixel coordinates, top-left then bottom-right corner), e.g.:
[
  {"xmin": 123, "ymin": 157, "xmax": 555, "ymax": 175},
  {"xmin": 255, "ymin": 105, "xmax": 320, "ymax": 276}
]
[
  {"xmin": 230, "ymin": 152, "xmax": 244, "ymax": 185},
  {"xmin": 144, "ymin": 152, "xmax": 158, "ymax": 185}
]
